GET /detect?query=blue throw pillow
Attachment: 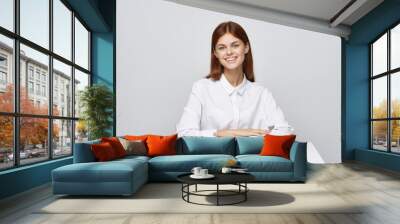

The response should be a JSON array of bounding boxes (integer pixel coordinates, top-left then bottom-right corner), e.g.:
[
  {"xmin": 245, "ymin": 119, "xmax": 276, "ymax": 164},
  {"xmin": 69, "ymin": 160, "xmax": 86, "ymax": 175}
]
[
  {"xmin": 177, "ymin": 137, "xmax": 236, "ymax": 155},
  {"xmin": 236, "ymin": 136, "xmax": 264, "ymax": 155}
]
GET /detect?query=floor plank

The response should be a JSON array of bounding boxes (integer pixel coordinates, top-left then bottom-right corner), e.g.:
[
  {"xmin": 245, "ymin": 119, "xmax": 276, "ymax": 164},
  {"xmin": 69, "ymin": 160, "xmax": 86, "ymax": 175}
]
[{"xmin": 1, "ymin": 162, "xmax": 400, "ymax": 224}]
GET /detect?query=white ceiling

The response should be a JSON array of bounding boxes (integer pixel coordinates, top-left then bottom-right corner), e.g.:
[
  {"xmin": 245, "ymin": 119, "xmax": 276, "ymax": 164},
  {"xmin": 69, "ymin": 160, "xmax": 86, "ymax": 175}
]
[{"xmin": 165, "ymin": 0, "xmax": 384, "ymax": 38}]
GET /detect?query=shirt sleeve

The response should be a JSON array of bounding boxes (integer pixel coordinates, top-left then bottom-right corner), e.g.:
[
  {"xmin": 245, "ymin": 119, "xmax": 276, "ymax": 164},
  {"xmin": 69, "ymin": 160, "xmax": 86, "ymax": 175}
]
[
  {"xmin": 262, "ymin": 88, "xmax": 294, "ymax": 134},
  {"xmin": 176, "ymin": 82, "xmax": 217, "ymax": 138}
]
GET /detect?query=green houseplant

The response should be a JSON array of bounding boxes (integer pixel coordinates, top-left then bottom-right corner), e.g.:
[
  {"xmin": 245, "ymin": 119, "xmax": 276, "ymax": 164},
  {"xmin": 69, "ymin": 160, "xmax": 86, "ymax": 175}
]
[{"xmin": 79, "ymin": 84, "xmax": 113, "ymax": 140}]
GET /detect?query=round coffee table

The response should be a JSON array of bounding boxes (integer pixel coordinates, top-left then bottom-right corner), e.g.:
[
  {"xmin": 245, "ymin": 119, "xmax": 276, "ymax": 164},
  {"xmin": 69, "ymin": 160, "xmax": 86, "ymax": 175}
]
[{"xmin": 177, "ymin": 172, "xmax": 255, "ymax": 206}]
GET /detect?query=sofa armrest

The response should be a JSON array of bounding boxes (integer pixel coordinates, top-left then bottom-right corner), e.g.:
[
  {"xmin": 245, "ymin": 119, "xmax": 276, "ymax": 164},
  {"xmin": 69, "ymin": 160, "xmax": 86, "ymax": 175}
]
[
  {"xmin": 73, "ymin": 140, "xmax": 100, "ymax": 163},
  {"xmin": 289, "ymin": 141, "xmax": 307, "ymax": 181}
]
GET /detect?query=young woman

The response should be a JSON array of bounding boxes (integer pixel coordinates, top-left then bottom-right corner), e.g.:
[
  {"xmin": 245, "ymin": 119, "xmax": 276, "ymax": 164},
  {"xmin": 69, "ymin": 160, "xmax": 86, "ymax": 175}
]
[{"xmin": 176, "ymin": 21, "xmax": 293, "ymax": 137}]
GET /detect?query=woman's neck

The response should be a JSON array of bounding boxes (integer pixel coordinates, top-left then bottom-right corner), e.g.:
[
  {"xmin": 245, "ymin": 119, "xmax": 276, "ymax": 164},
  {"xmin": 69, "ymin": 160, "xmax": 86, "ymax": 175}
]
[{"xmin": 223, "ymin": 68, "xmax": 244, "ymax": 87}]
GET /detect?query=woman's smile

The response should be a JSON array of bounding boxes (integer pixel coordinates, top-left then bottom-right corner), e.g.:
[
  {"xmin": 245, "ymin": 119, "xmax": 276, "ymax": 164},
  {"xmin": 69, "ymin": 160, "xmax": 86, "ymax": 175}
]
[{"xmin": 225, "ymin": 56, "xmax": 238, "ymax": 63}]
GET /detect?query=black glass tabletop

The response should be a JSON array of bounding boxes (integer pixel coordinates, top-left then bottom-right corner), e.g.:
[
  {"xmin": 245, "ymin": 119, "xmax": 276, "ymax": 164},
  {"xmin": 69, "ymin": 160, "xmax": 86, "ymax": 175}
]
[{"xmin": 177, "ymin": 172, "xmax": 255, "ymax": 185}]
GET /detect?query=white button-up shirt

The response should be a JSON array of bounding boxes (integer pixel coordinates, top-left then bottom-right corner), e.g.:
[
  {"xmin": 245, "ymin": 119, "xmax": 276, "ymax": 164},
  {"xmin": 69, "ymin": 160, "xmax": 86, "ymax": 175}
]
[{"xmin": 176, "ymin": 74, "xmax": 292, "ymax": 137}]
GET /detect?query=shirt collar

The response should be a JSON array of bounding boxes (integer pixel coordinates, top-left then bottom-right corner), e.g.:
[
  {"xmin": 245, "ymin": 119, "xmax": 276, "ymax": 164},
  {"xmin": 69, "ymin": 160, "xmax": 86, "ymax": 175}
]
[{"xmin": 220, "ymin": 73, "xmax": 248, "ymax": 96}]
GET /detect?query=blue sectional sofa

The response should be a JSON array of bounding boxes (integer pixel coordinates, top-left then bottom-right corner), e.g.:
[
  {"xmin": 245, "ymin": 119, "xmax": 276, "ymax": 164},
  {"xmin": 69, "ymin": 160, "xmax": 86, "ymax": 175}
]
[{"xmin": 52, "ymin": 137, "xmax": 307, "ymax": 196}]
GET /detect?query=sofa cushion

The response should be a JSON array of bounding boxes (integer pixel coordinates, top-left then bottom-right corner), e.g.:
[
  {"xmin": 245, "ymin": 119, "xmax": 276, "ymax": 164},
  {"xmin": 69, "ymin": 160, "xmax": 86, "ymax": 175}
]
[
  {"xmin": 91, "ymin": 142, "xmax": 118, "ymax": 161},
  {"xmin": 74, "ymin": 139, "xmax": 100, "ymax": 163},
  {"xmin": 177, "ymin": 137, "xmax": 236, "ymax": 155},
  {"xmin": 148, "ymin": 154, "xmax": 235, "ymax": 172},
  {"xmin": 119, "ymin": 138, "xmax": 148, "ymax": 156},
  {"xmin": 53, "ymin": 158, "xmax": 147, "ymax": 183},
  {"xmin": 147, "ymin": 134, "xmax": 177, "ymax": 157},
  {"xmin": 101, "ymin": 137, "xmax": 127, "ymax": 158},
  {"xmin": 236, "ymin": 136, "xmax": 263, "ymax": 155},
  {"xmin": 236, "ymin": 155, "xmax": 293, "ymax": 172},
  {"xmin": 260, "ymin": 134, "xmax": 296, "ymax": 159}
]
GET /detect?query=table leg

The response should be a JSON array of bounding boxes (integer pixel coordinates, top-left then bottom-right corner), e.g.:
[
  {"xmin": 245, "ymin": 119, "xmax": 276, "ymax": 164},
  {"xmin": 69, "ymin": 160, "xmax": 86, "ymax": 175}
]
[
  {"xmin": 187, "ymin": 184, "xmax": 190, "ymax": 202},
  {"xmin": 245, "ymin": 183, "xmax": 247, "ymax": 201},
  {"xmin": 217, "ymin": 184, "xmax": 219, "ymax": 206}
]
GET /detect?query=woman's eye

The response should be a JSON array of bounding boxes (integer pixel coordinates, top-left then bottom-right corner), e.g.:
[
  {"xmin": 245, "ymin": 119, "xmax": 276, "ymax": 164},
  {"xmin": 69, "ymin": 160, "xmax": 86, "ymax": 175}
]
[{"xmin": 218, "ymin": 47, "xmax": 225, "ymax": 50}]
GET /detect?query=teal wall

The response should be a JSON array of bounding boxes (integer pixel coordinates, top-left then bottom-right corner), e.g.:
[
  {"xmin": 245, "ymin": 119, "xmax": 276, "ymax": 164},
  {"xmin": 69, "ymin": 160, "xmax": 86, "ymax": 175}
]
[
  {"xmin": 0, "ymin": 158, "xmax": 72, "ymax": 199},
  {"xmin": 0, "ymin": 0, "xmax": 116, "ymax": 200},
  {"xmin": 344, "ymin": 0, "xmax": 400, "ymax": 171},
  {"xmin": 91, "ymin": 0, "xmax": 116, "ymax": 135},
  {"xmin": 92, "ymin": 32, "xmax": 115, "ymax": 135}
]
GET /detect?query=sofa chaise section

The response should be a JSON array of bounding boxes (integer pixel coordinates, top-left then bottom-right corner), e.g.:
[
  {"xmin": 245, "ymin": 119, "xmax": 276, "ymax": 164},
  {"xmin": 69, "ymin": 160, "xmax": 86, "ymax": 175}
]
[{"xmin": 52, "ymin": 141, "xmax": 149, "ymax": 196}]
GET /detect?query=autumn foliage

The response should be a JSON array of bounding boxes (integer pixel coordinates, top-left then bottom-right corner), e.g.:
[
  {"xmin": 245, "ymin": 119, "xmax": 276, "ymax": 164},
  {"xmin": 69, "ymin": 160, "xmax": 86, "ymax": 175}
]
[
  {"xmin": 0, "ymin": 84, "xmax": 59, "ymax": 150},
  {"xmin": 373, "ymin": 99, "xmax": 400, "ymax": 142}
]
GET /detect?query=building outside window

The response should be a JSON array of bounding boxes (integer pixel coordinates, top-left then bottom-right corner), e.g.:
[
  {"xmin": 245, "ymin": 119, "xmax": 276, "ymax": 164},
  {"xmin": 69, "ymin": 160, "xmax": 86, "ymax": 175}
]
[
  {"xmin": 41, "ymin": 73, "xmax": 46, "ymax": 83},
  {"xmin": 0, "ymin": 54, "xmax": 7, "ymax": 89},
  {"xmin": 28, "ymin": 81, "xmax": 34, "ymax": 94},
  {"xmin": 42, "ymin": 85, "xmax": 46, "ymax": 97},
  {"xmin": 0, "ymin": 54, "xmax": 6, "ymax": 67},
  {"xmin": 29, "ymin": 66, "xmax": 34, "ymax": 80},
  {"xmin": 35, "ymin": 70, "xmax": 40, "ymax": 81},
  {"xmin": 0, "ymin": 71, "xmax": 6, "ymax": 84}
]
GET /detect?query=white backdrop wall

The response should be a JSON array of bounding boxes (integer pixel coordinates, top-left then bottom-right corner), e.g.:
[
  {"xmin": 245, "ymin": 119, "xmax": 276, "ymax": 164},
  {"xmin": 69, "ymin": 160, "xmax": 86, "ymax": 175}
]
[{"xmin": 116, "ymin": 0, "xmax": 341, "ymax": 163}]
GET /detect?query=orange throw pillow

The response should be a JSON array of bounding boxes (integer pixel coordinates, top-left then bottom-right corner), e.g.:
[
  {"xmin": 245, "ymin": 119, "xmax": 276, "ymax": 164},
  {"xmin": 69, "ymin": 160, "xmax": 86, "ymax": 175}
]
[
  {"xmin": 146, "ymin": 134, "xmax": 177, "ymax": 157},
  {"xmin": 101, "ymin": 137, "xmax": 127, "ymax": 158},
  {"xmin": 124, "ymin": 135, "xmax": 149, "ymax": 142},
  {"xmin": 91, "ymin": 142, "xmax": 117, "ymax": 161},
  {"xmin": 260, "ymin": 134, "xmax": 296, "ymax": 159}
]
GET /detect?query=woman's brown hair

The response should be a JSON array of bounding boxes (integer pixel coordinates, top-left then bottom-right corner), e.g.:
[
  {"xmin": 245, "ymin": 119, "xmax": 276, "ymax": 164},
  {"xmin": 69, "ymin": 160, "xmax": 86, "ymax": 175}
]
[{"xmin": 207, "ymin": 21, "xmax": 255, "ymax": 82}]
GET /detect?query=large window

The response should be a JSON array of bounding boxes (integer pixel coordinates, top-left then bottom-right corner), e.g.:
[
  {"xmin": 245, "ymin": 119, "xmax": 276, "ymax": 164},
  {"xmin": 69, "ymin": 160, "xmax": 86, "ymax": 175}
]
[
  {"xmin": 371, "ymin": 23, "xmax": 400, "ymax": 154},
  {"xmin": 0, "ymin": 0, "xmax": 91, "ymax": 171}
]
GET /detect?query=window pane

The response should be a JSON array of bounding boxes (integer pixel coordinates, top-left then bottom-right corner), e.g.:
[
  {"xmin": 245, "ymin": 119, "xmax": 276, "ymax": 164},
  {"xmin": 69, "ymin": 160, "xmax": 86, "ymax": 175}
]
[
  {"xmin": 0, "ymin": 116, "xmax": 13, "ymax": 170},
  {"xmin": 75, "ymin": 120, "xmax": 88, "ymax": 143},
  {"xmin": 53, "ymin": 119, "xmax": 72, "ymax": 157},
  {"xmin": 372, "ymin": 33, "xmax": 387, "ymax": 76},
  {"xmin": 20, "ymin": 0, "xmax": 49, "ymax": 49},
  {"xmin": 0, "ymin": 0, "xmax": 13, "ymax": 31},
  {"xmin": 372, "ymin": 121, "xmax": 387, "ymax": 151},
  {"xmin": 0, "ymin": 35, "xmax": 14, "ymax": 112},
  {"xmin": 20, "ymin": 44, "xmax": 49, "ymax": 115},
  {"xmin": 74, "ymin": 69, "xmax": 89, "ymax": 118},
  {"xmin": 20, "ymin": 117, "xmax": 49, "ymax": 165},
  {"xmin": 391, "ymin": 24, "xmax": 400, "ymax": 70},
  {"xmin": 372, "ymin": 77, "xmax": 387, "ymax": 119},
  {"xmin": 75, "ymin": 17, "xmax": 89, "ymax": 70},
  {"xmin": 53, "ymin": 59, "xmax": 72, "ymax": 117},
  {"xmin": 391, "ymin": 120, "xmax": 400, "ymax": 153},
  {"xmin": 53, "ymin": 0, "xmax": 72, "ymax": 60},
  {"xmin": 391, "ymin": 72, "xmax": 400, "ymax": 117}
]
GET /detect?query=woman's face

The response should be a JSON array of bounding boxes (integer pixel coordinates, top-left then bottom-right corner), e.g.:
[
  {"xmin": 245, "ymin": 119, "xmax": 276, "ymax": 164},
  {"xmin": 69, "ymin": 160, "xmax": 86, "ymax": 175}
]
[{"xmin": 214, "ymin": 33, "xmax": 249, "ymax": 72}]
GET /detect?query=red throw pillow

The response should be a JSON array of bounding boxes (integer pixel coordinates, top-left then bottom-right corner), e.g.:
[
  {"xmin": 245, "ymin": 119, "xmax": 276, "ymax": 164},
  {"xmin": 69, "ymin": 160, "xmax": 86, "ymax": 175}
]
[
  {"xmin": 146, "ymin": 134, "xmax": 177, "ymax": 157},
  {"xmin": 101, "ymin": 137, "xmax": 127, "ymax": 158},
  {"xmin": 91, "ymin": 142, "xmax": 117, "ymax": 161},
  {"xmin": 260, "ymin": 134, "xmax": 296, "ymax": 159}
]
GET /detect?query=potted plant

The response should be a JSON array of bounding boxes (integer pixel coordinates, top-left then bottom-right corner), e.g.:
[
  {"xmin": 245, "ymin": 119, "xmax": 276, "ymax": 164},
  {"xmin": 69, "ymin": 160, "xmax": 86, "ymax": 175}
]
[{"xmin": 79, "ymin": 84, "xmax": 113, "ymax": 140}]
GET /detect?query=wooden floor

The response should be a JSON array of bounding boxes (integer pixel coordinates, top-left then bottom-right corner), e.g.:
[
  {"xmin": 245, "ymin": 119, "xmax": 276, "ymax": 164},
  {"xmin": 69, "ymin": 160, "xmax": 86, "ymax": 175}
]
[{"xmin": 1, "ymin": 162, "xmax": 400, "ymax": 224}]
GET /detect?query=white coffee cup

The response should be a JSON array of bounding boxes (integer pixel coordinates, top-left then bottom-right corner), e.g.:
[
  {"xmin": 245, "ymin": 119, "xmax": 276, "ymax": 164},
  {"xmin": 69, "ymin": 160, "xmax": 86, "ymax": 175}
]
[
  {"xmin": 199, "ymin": 169, "xmax": 208, "ymax": 176},
  {"xmin": 191, "ymin": 167, "xmax": 202, "ymax": 176},
  {"xmin": 221, "ymin": 167, "xmax": 232, "ymax": 174}
]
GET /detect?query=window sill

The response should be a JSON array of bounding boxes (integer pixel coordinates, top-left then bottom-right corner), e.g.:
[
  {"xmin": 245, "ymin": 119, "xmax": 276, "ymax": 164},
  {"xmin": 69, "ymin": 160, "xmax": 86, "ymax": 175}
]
[{"xmin": 0, "ymin": 156, "xmax": 72, "ymax": 176}]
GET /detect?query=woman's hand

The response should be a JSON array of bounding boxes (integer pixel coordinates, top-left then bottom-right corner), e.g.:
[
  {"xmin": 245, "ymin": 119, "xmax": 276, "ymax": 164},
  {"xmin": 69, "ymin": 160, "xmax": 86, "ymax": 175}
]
[{"xmin": 215, "ymin": 129, "xmax": 268, "ymax": 137}]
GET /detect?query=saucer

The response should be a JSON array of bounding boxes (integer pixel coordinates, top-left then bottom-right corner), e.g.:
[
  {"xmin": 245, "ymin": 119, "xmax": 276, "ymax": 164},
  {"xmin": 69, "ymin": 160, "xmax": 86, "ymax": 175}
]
[{"xmin": 190, "ymin": 174, "xmax": 215, "ymax": 179}]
